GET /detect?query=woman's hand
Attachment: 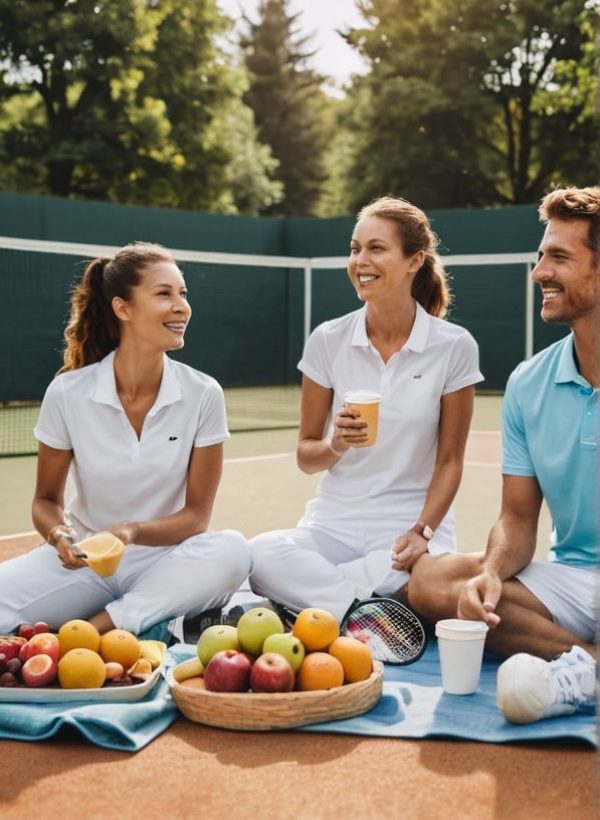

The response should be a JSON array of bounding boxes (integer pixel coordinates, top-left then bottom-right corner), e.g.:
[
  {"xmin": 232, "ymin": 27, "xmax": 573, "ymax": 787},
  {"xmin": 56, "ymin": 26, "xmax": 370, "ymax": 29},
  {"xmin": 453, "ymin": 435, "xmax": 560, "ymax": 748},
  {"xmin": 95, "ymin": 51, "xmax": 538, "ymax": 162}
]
[
  {"xmin": 391, "ymin": 530, "xmax": 429, "ymax": 572},
  {"xmin": 109, "ymin": 522, "xmax": 139, "ymax": 546},
  {"xmin": 331, "ymin": 405, "xmax": 368, "ymax": 453},
  {"xmin": 48, "ymin": 524, "xmax": 88, "ymax": 571}
]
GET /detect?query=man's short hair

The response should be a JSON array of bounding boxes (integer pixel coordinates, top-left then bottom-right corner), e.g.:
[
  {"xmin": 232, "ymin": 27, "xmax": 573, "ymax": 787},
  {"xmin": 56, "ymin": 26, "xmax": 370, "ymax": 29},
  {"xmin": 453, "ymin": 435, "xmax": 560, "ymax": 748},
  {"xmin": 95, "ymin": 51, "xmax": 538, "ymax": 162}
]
[{"xmin": 539, "ymin": 187, "xmax": 600, "ymax": 262}]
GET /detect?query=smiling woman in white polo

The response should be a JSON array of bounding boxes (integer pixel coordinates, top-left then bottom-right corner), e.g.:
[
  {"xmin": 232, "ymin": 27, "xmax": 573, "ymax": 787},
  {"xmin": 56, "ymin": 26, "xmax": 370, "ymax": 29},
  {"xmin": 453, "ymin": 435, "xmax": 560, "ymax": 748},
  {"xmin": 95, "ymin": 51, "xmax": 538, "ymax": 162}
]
[
  {"xmin": 0, "ymin": 242, "xmax": 249, "ymax": 636},
  {"xmin": 248, "ymin": 197, "xmax": 484, "ymax": 623}
]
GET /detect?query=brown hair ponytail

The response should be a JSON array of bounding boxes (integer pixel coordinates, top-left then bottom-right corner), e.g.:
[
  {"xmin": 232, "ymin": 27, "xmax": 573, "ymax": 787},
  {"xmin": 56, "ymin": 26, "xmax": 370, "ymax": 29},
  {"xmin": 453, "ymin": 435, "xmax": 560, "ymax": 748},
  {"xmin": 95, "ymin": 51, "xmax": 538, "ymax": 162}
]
[
  {"xmin": 357, "ymin": 196, "xmax": 451, "ymax": 318},
  {"xmin": 60, "ymin": 242, "xmax": 175, "ymax": 372}
]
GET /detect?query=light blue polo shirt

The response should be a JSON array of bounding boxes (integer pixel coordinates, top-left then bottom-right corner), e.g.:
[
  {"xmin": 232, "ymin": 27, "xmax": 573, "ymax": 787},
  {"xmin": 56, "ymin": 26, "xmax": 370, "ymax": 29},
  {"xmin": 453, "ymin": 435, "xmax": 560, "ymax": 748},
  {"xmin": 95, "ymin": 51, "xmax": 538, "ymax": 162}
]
[{"xmin": 502, "ymin": 334, "xmax": 599, "ymax": 568}]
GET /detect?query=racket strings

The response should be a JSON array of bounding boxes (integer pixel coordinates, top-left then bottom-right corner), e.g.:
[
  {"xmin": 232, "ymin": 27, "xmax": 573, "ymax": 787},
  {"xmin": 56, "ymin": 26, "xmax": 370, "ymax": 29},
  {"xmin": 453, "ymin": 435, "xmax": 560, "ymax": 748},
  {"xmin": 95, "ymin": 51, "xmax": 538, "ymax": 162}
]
[{"xmin": 344, "ymin": 602, "xmax": 426, "ymax": 664}]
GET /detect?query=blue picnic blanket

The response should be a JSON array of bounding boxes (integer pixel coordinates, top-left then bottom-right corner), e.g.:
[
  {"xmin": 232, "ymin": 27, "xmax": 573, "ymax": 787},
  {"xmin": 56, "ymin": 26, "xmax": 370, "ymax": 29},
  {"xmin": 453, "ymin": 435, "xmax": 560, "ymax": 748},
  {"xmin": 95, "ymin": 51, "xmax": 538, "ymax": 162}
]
[
  {"xmin": 0, "ymin": 643, "xmax": 595, "ymax": 750},
  {"xmin": 301, "ymin": 641, "xmax": 597, "ymax": 747},
  {"xmin": 0, "ymin": 665, "xmax": 179, "ymax": 752}
]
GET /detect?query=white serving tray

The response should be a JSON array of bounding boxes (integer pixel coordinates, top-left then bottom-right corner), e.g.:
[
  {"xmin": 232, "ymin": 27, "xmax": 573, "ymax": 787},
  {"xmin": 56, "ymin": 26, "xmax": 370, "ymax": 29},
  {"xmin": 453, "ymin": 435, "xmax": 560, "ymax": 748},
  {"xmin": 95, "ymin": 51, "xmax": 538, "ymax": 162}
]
[{"xmin": 0, "ymin": 664, "xmax": 163, "ymax": 704}]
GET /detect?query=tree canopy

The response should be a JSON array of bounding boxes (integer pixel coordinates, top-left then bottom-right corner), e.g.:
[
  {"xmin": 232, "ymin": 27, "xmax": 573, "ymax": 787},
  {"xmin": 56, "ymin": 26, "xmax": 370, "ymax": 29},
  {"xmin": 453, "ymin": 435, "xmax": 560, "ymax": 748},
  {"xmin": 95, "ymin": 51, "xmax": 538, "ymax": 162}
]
[
  {"xmin": 0, "ymin": 0, "xmax": 282, "ymax": 213},
  {"xmin": 340, "ymin": 0, "xmax": 599, "ymax": 210},
  {"xmin": 241, "ymin": 0, "xmax": 329, "ymax": 215}
]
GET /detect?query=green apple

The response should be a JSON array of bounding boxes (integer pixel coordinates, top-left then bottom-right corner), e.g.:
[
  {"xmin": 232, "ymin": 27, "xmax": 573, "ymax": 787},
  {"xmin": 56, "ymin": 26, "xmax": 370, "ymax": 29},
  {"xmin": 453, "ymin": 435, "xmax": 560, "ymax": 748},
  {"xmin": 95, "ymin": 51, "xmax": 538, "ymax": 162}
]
[
  {"xmin": 262, "ymin": 632, "xmax": 305, "ymax": 672},
  {"xmin": 236, "ymin": 607, "xmax": 284, "ymax": 656},
  {"xmin": 197, "ymin": 625, "xmax": 239, "ymax": 666}
]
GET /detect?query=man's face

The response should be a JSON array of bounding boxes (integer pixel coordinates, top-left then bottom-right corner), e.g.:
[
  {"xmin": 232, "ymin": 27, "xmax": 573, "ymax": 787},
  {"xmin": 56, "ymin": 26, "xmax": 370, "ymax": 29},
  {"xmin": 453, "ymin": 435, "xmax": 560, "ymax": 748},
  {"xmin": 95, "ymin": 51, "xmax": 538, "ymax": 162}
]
[{"xmin": 532, "ymin": 218, "xmax": 599, "ymax": 325}]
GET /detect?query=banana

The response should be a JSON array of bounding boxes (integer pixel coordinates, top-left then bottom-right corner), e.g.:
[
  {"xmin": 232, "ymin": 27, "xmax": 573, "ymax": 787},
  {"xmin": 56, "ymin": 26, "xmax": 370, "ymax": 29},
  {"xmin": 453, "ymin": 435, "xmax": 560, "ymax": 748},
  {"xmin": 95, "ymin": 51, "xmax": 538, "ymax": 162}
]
[
  {"xmin": 138, "ymin": 639, "xmax": 167, "ymax": 669},
  {"xmin": 172, "ymin": 656, "xmax": 204, "ymax": 683}
]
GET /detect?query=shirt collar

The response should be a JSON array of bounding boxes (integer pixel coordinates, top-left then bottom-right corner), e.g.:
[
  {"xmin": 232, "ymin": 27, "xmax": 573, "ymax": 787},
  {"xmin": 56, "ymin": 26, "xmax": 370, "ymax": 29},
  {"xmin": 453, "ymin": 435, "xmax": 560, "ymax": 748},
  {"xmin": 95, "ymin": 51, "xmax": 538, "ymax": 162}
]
[
  {"xmin": 351, "ymin": 302, "xmax": 430, "ymax": 353},
  {"xmin": 92, "ymin": 350, "xmax": 183, "ymax": 413},
  {"xmin": 555, "ymin": 334, "xmax": 589, "ymax": 387}
]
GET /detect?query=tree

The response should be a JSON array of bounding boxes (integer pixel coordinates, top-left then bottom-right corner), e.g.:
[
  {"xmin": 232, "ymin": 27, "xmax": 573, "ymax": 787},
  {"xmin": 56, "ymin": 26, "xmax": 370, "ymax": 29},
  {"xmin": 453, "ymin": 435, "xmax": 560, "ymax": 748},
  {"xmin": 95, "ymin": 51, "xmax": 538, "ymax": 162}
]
[
  {"xmin": 343, "ymin": 0, "xmax": 599, "ymax": 209},
  {"xmin": 241, "ymin": 0, "xmax": 330, "ymax": 215},
  {"xmin": 0, "ymin": 0, "xmax": 282, "ymax": 213}
]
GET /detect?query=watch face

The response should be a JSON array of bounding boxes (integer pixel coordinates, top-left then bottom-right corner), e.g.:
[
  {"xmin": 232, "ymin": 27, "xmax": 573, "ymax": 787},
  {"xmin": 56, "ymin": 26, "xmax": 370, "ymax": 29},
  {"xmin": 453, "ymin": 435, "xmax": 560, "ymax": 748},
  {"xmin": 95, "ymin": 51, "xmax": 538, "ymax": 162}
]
[{"xmin": 423, "ymin": 524, "xmax": 434, "ymax": 541}]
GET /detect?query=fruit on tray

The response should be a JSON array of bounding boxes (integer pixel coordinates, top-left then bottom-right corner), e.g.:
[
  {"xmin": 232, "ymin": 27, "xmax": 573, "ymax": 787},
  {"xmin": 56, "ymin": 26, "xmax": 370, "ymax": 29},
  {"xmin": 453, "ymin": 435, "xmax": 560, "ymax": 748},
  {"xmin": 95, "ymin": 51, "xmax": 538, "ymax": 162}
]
[
  {"xmin": 19, "ymin": 632, "xmax": 60, "ymax": 665},
  {"xmin": 99, "ymin": 629, "xmax": 141, "ymax": 669},
  {"xmin": 58, "ymin": 648, "xmax": 107, "ymax": 689},
  {"xmin": 58, "ymin": 619, "xmax": 101, "ymax": 657},
  {"xmin": 174, "ymin": 606, "xmax": 374, "ymax": 695},
  {"xmin": 0, "ymin": 620, "xmax": 167, "ymax": 690},
  {"xmin": 22, "ymin": 653, "xmax": 58, "ymax": 687}
]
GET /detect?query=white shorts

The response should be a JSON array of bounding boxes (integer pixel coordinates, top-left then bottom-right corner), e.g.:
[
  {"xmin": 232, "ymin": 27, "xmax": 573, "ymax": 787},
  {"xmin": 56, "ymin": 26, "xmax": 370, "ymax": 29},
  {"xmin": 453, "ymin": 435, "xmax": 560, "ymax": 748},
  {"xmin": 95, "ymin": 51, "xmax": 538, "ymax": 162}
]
[{"xmin": 516, "ymin": 561, "xmax": 597, "ymax": 642}]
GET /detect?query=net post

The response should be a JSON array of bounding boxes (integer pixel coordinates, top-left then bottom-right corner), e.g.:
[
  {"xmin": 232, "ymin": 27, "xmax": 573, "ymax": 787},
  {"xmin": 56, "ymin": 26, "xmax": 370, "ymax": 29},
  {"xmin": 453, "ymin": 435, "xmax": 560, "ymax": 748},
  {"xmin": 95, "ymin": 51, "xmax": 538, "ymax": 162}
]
[
  {"xmin": 525, "ymin": 262, "xmax": 534, "ymax": 359},
  {"xmin": 303, "ymin": 262, "xmax": 313, "ymax": 346}
]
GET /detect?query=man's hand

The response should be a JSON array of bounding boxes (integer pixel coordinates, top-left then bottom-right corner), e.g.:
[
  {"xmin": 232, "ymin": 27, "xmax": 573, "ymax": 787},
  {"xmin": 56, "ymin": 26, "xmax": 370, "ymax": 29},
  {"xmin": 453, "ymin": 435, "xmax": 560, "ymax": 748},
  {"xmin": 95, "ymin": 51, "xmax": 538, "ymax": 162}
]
[
  {"xmin": 391, "ymin": 531, "xmax": 429, "ymax": 572},
  {"xmin": 457, "ymin": 570, "xmax": 502, "ymax": 627}
]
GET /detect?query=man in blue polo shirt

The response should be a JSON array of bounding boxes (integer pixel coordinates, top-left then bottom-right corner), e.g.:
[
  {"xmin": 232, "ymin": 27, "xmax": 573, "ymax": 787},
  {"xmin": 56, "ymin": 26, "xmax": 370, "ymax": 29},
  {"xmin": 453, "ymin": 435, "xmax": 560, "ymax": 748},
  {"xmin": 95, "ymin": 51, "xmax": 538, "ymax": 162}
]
[{"xmin": 407, "ymin": 185, "xmax": 598, "ymax": 724}]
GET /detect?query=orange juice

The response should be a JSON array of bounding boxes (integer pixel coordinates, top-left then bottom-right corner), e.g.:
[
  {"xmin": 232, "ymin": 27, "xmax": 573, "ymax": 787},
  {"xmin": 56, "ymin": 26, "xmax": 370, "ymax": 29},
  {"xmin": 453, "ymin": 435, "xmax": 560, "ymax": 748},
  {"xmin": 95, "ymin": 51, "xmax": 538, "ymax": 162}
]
[
  {"xmin": 344, "ymin": 391, "xmax": 381, "ymax": 447},
  {"xmin": 77, "ymin": 532, "xmax": 125, "ymax": 578}
]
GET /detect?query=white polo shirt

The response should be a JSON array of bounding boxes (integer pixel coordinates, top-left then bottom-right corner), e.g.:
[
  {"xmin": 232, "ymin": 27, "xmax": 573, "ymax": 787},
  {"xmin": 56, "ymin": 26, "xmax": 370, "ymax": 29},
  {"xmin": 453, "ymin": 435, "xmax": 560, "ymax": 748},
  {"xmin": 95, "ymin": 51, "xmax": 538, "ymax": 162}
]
[
  {"xmin": 34, "ymin": 351, "xmax": 229, "ymax": 538},
  {"xmin": 297, "ymin": 303, "xmax": 483, "ymax": 538}
]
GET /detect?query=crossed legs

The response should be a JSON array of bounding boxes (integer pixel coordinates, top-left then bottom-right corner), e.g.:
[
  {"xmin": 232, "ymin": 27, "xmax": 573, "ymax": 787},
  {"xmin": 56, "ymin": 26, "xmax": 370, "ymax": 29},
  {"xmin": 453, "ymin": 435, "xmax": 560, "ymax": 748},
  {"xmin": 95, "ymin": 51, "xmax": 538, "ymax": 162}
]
[{"xmin": 407, "ymin": 553, "xmax": 596, "ymax": 661}]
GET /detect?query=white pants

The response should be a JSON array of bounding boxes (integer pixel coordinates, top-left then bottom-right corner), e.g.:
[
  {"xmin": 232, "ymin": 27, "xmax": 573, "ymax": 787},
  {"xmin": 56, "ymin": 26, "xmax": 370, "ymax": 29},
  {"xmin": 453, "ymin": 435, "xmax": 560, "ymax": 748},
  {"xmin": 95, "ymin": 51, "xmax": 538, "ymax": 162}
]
[
  {"xmin": 0, "ymin": 530, "xmax": 250, "ymax": 634},
  {"xmin": 516, "ymin": 561, "xmax": 597, "ymax": 642},
  {"xmin": 248, "ymin": 524, "xmax": 454, "ymax": 623}
]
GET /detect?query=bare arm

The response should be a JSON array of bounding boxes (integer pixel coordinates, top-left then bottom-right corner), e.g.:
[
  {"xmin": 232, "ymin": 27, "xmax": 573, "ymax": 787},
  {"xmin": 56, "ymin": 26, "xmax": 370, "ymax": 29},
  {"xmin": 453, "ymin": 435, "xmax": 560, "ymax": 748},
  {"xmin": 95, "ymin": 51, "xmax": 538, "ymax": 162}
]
[
  {"xmin": 392, "ymin": 385, "xmax": 475, "ymax": 570},
  {"xmin": 110, "ymin": 443, "xmax": 224, "ymax": 546},
  {"xmin": 32, "ymin": 442, "xmax": 86, "ymax": 569},
  {"xmin": 457, "ymin": 473, "xmax": 543, "ymax": 625},
  {"xmin": 296, "ymin": 375, "xmax": 368, "ymax": 474}
]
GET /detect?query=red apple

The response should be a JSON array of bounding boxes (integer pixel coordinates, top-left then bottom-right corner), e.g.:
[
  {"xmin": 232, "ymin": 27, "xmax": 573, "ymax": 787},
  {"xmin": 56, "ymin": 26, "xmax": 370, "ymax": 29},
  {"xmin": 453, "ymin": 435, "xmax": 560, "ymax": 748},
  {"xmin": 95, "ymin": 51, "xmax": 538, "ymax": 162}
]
[
  {"xmin": 250, "ymin": 652, "xmax": 295, "ymax": 693},
  {"xmin": 21, "ymin": 632, "xmax": 60, "ymax": 665},
  {"xmin": 33, "ymin": 621, "xmax": 51, "ymax": 635},
  {"xmin": 18, "ymin": 623, "xmax": 36, "ymax": 640},
  {"xmin": 21, "ymin": 653, "xmax": 57, "ymax": 687},
  {"xmin": 203, "ymin": 650, "xmax": 252, "ymax": 693},
  {"xmin": 0, "ymin": 636, "xmax": 27, "ymax": 661}
]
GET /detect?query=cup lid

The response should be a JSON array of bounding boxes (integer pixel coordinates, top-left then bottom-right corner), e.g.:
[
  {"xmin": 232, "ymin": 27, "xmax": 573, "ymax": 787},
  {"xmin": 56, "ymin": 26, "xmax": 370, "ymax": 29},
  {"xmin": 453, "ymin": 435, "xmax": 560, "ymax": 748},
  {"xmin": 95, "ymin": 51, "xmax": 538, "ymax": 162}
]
[
  {"xmin": 344, "ymin": 390, "xmax": 382, "ymax": 403},
  {"xmin": 435, "ymin": 619, "xmax": 489, "ymax": 640}
]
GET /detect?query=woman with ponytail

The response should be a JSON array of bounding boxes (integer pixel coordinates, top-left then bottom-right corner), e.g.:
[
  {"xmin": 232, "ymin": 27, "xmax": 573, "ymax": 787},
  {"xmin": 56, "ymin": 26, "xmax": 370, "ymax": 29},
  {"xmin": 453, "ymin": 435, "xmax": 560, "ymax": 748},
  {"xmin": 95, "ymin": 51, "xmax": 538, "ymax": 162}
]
[
  {"xmin": 248, "ymin": 197, "xmax": 483, "ymax": 623},
  {"xmin": 0, "ymin": 242, "xmax": 249, "ymax": 637}
]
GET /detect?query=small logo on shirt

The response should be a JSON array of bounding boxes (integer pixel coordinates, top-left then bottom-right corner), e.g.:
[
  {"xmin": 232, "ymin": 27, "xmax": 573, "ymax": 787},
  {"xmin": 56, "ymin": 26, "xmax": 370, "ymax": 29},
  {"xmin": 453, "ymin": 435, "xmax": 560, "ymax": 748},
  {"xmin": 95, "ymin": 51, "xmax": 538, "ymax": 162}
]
[
  {"xmin": 412, "ymin": 374, "xmax": 422, "ymax": 379},
  {"xmin": 169, "ymin": 436, "xmax": 178, "ymax": 441}
]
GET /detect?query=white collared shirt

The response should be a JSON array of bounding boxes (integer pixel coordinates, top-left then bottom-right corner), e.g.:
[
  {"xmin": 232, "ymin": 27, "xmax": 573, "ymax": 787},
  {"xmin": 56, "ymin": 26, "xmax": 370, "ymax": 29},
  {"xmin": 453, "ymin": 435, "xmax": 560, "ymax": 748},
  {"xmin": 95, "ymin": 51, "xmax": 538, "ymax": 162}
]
[
  {"xmin": 34, "ymin": 351, "xmax": 229, "ymax": 537},
  {"xmin": 297, "ymin": 303, "xmax": 484, "ymax": 534}
]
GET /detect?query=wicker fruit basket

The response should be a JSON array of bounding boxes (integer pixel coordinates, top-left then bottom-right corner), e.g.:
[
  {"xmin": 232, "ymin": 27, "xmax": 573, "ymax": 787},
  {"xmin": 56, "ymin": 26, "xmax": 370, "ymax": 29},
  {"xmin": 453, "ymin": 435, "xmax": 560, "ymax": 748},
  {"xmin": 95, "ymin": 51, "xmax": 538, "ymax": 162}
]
[{"xmin": 169, "ymin": 660, "xmax": 384, "ymax": 731}]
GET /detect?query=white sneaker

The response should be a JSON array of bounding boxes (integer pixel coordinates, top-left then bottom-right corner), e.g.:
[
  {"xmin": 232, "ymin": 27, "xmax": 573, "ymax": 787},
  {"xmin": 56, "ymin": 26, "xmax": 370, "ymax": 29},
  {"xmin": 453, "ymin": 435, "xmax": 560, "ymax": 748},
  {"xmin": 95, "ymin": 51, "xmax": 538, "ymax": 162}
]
[{"xmin": 497, "ymin": 646, "xmax": 596, "ymax": 724}]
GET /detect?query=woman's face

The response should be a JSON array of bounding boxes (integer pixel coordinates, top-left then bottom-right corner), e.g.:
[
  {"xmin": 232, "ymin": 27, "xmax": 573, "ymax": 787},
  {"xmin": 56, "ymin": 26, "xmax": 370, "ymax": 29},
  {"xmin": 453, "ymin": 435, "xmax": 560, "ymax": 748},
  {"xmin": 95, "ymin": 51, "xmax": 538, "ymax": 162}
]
[
  {"xmin": 114, "ymin": 261, "xmax": 192, "ymax": 351},
  {"xmin": 348, "ymin": 215, "xmax": 422, "ymax": 304}
]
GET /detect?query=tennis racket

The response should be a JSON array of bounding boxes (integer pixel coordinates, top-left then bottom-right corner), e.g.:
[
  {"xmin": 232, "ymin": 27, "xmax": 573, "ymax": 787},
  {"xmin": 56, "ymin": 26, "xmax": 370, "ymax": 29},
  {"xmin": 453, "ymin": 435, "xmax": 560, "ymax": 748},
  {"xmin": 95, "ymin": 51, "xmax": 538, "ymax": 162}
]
[{"xmin": 341, "ymin": 597, "xmax": 427, "ymax": 665}]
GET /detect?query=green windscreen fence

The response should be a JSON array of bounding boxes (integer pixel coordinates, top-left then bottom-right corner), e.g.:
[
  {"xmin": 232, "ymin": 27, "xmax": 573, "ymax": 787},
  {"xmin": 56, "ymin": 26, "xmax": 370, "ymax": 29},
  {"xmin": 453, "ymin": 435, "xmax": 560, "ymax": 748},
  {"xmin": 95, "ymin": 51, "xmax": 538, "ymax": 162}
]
[{"xmin": 0, "ymin": 194, "xmax": 569, "ymax": 457}]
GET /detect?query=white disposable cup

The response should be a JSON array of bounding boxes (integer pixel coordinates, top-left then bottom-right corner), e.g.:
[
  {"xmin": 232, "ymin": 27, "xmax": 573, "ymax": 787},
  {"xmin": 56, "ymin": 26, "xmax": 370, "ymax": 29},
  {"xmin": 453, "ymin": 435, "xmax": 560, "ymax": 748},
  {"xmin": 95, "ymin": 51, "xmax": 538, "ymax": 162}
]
[
  {"xmin": 435, "ymin": 619, "xmax": 489, "ymax": 695},
  {"xmin": 344, "ymin": 390, "xmax": 382, "ymax": 447}
]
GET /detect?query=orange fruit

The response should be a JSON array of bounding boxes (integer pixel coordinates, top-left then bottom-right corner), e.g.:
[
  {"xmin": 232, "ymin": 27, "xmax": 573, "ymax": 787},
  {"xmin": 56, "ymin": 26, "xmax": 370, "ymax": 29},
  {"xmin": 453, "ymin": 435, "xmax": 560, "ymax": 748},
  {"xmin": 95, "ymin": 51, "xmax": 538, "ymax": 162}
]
[
  {"xmin": 181, "ymin": 676, "xmax": 205, "ymax": 690},
  {"xmin": 292, "ymin": 608, "xmax": 339, "ymax": 652},
  {"xmin": 58, "ymin": 619, "xmax": 101, "ymax": 658},
  {"xmin": 58, "ymin": 648, "xmax": 107, "ymax": 689},
  {"xmin": 99, "ymin": 629, "xmax": 141, "ymax": 669},
  {"xmin": 328, "ymin": 636, "xmax": 373, "ymax": 683},
  {"xmin": 296, "ymin": 652, "xmax": 344, "ymax": 691}
]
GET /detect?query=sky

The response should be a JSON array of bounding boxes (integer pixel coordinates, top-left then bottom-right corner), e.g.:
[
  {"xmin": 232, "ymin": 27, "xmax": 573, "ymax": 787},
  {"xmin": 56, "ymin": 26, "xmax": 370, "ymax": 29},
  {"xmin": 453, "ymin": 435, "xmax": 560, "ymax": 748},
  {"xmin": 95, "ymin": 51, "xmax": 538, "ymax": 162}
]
[{"xmin": 217, "ymin": 0, "xmax": 368, "ymax": 94}]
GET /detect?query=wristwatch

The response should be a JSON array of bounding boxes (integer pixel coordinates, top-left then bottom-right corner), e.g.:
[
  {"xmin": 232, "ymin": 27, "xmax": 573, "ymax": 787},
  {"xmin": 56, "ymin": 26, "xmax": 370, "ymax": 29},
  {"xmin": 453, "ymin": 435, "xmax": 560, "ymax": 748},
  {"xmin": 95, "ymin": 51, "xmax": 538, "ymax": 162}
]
[{"xmin": 412, "ymin": 521, "xmax": 434, "ymax": 541}]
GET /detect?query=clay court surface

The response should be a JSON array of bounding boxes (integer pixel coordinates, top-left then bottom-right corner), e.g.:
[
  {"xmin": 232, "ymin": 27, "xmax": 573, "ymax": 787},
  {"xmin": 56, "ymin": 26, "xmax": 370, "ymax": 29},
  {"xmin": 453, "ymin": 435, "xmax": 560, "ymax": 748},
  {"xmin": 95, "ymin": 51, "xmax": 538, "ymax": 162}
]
[{"xmin": 0, "ymin": 397, "xmax": 596, "ymax": 818}]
